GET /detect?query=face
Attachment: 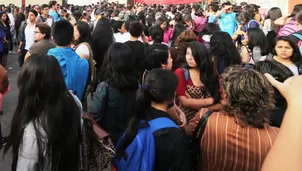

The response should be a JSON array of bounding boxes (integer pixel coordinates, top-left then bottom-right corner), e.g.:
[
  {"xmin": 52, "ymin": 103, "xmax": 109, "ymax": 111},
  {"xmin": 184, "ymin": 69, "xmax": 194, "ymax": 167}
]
[
  {"xmin": 74, "ymin": 26, "xmax": 80, "ymax": 41},
  {"xmin": 1, "ymin": 14, "xmax": 7, "ymax": 21},
  {"xmin": 34, "ymin": 27, "xmax": 45, "ymax": 41},
  {"xmin": 275, "ymin": 40, "xmax": 294, "ymax": 59},
  {"xmin": 28, "ymin": 12, "xmax": 37, "ymax": 22},
  {"xmin": 162, "ymin": 50, "xmax": 173, "ymax": 70},
  {"xmin": 160, "ymin": 21, "xmax": 167, "ymax": 30},
  {"xmin": 42, "ymin": 7, "xmax": 49, "ymax": 15},
  {"xmin": 186, "ymin": 48, "xmax": 197, "ymax": 68},
  {"xmin": 119, "ymin": 23, "xmax": 127, "ymax": 33}
]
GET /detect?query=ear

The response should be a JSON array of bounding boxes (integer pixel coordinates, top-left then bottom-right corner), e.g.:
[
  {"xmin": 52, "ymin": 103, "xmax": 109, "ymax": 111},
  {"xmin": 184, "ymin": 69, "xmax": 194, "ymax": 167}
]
[{"xmin": 161, "ymin": 63, "xmax": 166, "ymax": 69}]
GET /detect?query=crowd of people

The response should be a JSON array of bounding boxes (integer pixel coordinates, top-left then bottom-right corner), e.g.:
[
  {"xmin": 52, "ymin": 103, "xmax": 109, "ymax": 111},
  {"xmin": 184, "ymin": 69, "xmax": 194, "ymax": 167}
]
[{"xmin": 0, "ymin": 0, "xmax": 301, "ymax": 171}]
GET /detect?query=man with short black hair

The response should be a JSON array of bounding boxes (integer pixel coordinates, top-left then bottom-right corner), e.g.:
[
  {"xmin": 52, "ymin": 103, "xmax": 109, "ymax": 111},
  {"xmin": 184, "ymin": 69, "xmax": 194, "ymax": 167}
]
[
  {"xmin": 37, "ymin": 4, "xmax": 54, "ymax": 26},
  {"xmin": 49, "ymin": 0, "xmax": 59, "ymax": 22},
  {"xmin": 18, "ymin": 9, "xmax": 38, "ymax": 67},
  {"xmin": 47, "ymin": 20, "xmax": 89, "ymax": 100}
]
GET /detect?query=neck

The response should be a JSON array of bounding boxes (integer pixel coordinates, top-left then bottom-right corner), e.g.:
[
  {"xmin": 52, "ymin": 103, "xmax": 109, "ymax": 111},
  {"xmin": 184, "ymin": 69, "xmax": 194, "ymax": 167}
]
[
  {"xmin": 43, "ymin": 13, "xmax": 48, "ymax": 18},
  {"xmin": 28, "ymin": 21, "xmax": 35, "ymax": 25},
  {"xmin": 151, "ymin": 102, "xmax": 168, "ymax": 112},
  {"xmin": 130, "ymin": 36, "xmax": 139, "ymax": 41},
  {"xmin": 274, "ymin": 55, "xmax": 293, "ymax": 64},
  {"xmin": 57, "ymin": 44, "xmax": 71, "ymax": 48}
]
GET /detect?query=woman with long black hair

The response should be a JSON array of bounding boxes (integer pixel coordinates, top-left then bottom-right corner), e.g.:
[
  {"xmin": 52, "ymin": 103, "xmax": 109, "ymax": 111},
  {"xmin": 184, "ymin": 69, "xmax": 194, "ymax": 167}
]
[
  {"xmin": 91, "ymin": 17, "xmax": 114, "ymax": 71},
  {"xmin": 175, "ymin": 42, "xmax": 222, "ymax": 121},
  {"xmin": 4, "ymin": 54, "xmax": 82, "ymax": 171},
  {"xmin": 73, "ymin": 21, "xmax": 92, "ymax": 60},
  {"xmin": 0, "ymin": 12, "xmax": 11, "ymax": 69},
  {"xmin": 114, "ymin": 69, "xmax": 191, "ymax": 171}
]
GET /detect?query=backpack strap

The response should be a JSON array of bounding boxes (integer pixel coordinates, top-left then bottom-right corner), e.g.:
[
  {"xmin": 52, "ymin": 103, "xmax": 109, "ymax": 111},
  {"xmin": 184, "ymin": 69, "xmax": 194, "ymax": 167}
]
[
  {"xmin": 181, "ymin": 68, "xmax": 190, "ymax": 84},
  {"xmin": 292, "ymin": 33, "xmax": 302, "ymax": 40},
  {"xmin": 148, "ymin": 117, "xmax": 178, "ymax": 133}
]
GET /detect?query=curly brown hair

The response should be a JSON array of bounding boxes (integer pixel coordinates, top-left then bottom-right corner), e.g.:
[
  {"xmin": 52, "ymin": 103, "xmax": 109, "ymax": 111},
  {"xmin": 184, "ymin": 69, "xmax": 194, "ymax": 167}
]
[
  {"xmin": 222, "ymin": 66, "xmax": 275, "ymax": 128},
  {"xmin": 174, "ymin": 30, "xmax": 196, "ymax": 53}
]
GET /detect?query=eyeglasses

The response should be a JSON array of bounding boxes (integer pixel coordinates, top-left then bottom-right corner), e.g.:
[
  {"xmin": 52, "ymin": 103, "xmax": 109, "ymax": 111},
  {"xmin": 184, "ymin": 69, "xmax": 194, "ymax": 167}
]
[{"xmin": 34, "ymin": 31, "xmax": 41, "ymax": 34}]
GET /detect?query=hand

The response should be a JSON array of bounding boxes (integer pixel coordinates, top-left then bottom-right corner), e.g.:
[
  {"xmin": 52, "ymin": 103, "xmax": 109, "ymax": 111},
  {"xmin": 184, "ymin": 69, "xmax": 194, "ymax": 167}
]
[
  {"xmin": 265, "ymin": 74, "xmax": 302, "ymax": 105},
  {"xmin": 17, "ymin": 49, "xmax": 21, "ymax": 56},
  {"xmin": 178, "ymin": 110, "xmax": 187, "ymax": 128},
  {"xmin": 185, "ymin": 92, "xmax": 192, "ymax": 99},
  {"xmin": 205, "ymin": 97, "xmax": 215, "ymax": 106}
]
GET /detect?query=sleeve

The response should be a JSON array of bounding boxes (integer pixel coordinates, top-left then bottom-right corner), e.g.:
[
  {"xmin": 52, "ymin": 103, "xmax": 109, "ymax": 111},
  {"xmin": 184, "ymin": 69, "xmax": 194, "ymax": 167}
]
[
  {"xmin": 175, "ymin": 68, "xmax": 187, "ymax": 97},
  {"xmin": 263, "ymin": 19, "xmax": 270, "ymax": 35},
  {"xmin": 28, "ymin": 43, "xmax": 38, "ymax": 55},
  {"xmin": 75, "ymin": 44, "xmax": 90, "ymax": 57},
  {"xmin": 16, "ymin": 124, "xmax": 39, "ymax": 171},
  {"xmin": 208, "ymin": 15, "xmax": 216, "ymax": 23},
  {"xmin": 89, "ymin": 82, "xmax": 108, "ymax": 125},
  {"xmin": 248, "ymin": 20, "xmax": 260, "ymax": 28}
]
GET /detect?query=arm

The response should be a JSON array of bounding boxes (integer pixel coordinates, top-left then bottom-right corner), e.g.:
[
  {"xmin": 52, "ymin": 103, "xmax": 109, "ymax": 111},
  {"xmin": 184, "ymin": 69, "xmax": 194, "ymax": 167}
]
[
  {"xmin": 24, "ymin": 51, "xmax": 31, "ymax": 61},
  {"xmin": 89, "ymin": 82, "xmax": 108, "ymax": 124},
  {"xmin": 241, "ymin": 46, "xmax": 250, "ymax": 63},
  {"xmin": 178, "ymin": 96, "xmax": 214, "ymax": 110},
  {"xmin": 274, "ymin": 16, "xmax": 289, "ymax": 26},
  {"xmin": 262, "ymin": 75, "xmax": 302, "ymax": 171}
]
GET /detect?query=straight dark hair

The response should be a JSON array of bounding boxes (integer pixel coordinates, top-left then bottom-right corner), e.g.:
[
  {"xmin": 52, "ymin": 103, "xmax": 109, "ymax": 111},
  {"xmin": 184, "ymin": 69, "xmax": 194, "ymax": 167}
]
[
  {"xmin": 74, "ymin": 21, "xmax": 92, "ymax": 47},
  {"xmin": 4, "ymin": 55, "xmax": 81, "ymax": 171},
  {"xmin": 247, "ymin": 27, "xmax": 269, "ymax": 56}
]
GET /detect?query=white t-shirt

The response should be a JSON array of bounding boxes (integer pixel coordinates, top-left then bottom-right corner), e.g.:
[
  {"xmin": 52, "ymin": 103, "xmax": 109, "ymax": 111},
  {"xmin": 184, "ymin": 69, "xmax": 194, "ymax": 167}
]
[
  {"xmin": 288, "ymin": 64, "xmax": 299, "ymax": 76},
  {"xmin": 24, "ymin": 24, "xmax": 36, "ymax": 50},
  {"xmin": 75, "ymin": 44, "xmax": 90, "ymax": 58},
  {"xmin": 114, "ymin": 32, "xmax": 130, "ymax": 43}
]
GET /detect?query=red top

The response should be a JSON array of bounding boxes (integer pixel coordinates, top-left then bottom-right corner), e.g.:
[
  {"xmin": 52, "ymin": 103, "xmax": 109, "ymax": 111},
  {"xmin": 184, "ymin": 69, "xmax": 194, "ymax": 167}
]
[{"xmin": 175, "ymin": 68, "xmax": 199, "ymax": 97}]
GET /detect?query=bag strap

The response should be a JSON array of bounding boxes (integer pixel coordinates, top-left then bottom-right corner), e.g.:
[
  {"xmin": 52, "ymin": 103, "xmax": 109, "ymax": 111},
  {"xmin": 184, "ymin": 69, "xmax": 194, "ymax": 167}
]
[
  {"xmin": 181, "ymin": 68, "xmax": 190, "ymax": 84},
  {"xmin": 83, "ymin": 112, "xmax": 109, "ymax": 138},
  {"xmin": 193, "ymin": 110, "xmax": 213, "ymax": 141}
]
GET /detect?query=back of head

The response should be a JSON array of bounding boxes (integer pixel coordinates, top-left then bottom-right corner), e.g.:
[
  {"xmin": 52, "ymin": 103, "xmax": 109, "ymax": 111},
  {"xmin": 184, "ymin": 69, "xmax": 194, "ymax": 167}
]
[
  {"xmin": 145, "ymin": 43, "xmax": 169, "ymax": 70},
  {"xmin": 129, "ymin": 21, "xmax": 143, "ymax": 37},
  {"xmin": 296, "ymin": 11, "xmax": 302, "ymax": 25},
  {"xmin": 112, "ymin": 20, "xmax": 124, "ymax": 33},
  {"xmin": 222, "ymin": 66, "xmax": 275, "ymax": 128},
  {"xmin": 149, "ymin": 26, "xmax": 163, "ymax": 43},
  {"xmin": 52, "ymin": 20, "xmax": 73, "ymax": 46},
  {"xmin": 290, "ymin": 4, "xmax": 302, "ymax": 18},
  {"xmin": 247, "ymin": 27, "xmax": 268, "ymax": 57}
]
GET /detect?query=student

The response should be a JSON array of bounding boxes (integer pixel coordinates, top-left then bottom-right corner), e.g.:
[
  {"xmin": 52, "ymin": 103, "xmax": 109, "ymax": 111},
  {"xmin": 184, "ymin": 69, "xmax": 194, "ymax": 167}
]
[
  {"xmin": 73, "ymin": 21, "xmax": 92, "ymax": 60},
  {"xmin": 17, "ymin": 9, "xmax": 37, "ymax": 67},
  {"xmin": 48, "ymin": 20, "xmax": 89, "ymax": 100},
  {"xmin": 36, "ymin": 4, "xmax": 54, "ymax": 27},
  {"xmin": 24, "ymin": 23, "xmax": 55, "ymax": 61},
  {"xmin": 48, "ymin": 1, "xmax": 59, "ymax": 22},
  {"xmin": 4, "ymin": 55, "xmax": 82, "ymax": 171},
  {"xmin": 114, "ymin": 69, "xmax": 191, "ymax": 171}
]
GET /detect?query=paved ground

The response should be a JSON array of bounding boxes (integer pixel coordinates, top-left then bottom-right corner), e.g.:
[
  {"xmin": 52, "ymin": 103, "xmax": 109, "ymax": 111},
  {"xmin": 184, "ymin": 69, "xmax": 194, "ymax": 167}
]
[{"xmin": 0, "ymin": 52, "xmax": 19, "ymax": 171}]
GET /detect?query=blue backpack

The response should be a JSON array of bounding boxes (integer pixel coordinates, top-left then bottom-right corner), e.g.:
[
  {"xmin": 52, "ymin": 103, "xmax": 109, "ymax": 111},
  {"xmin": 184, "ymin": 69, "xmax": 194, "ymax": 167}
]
[
  {"xmin": 292, "ymin": 33, "xmax": 302, "ymax": 55},
  {"xmin": 113, "ymin": 117, "xmax": 179, "ymax": 171}
]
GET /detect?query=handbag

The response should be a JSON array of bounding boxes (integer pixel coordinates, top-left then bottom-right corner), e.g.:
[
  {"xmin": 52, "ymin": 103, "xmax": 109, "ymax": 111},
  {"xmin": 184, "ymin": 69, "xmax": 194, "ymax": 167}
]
[{"xmin": 82, "ymin": 112, "xmax": 116, "ymax": 171}]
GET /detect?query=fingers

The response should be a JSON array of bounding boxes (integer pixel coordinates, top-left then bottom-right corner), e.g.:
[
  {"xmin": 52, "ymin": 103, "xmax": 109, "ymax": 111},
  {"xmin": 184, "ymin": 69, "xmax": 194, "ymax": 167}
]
[{"xmin": 264, "ymin": 73, "xmax": 284, "ymax": 90}]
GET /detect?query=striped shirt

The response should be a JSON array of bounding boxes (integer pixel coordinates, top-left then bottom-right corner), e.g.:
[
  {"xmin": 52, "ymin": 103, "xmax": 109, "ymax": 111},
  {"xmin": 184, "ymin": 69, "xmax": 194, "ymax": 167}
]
[{"xmin": 190, "ymin": 109, "xmax": 279, "ymax": 171}]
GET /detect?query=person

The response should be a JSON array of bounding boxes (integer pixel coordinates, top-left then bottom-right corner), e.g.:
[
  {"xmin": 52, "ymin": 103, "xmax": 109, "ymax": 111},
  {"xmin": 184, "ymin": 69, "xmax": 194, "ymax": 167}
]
[
  {"xmin": 241, "ymin": 27, "xmax": 268, "ymax": 64},
  {"xmin": 73, "ymin": 21, "xmax": 92, "ymax": 59},
  {"xmin": 187, "ymin": 66, "xmax": 279, "ymax": 171},
  {"xmin": 112, "ymin": 20, "xmax": 127, "ymax": 43},
  {"xmin": 48, "ymin": 1, "xmax": 59, "ymax": 22},
  {"xmin": 210, "ymin": 31, "xmax": 241, "ymax": 74},
  {"xmin": 36, "ymin": 4, "xmax": 54, "ymax": 27},
  {"xmin": 175, "ymin": 42, "xmax": 221, "ymax": 121},
  {"xmin": 207, "ymin": 2, "xmax": 219, "ymax": 23},
  {"xmin": 17, "ymin": 9, "xmax": 38, "ymax": 67},
  {"xmin": 263, "ymin": 7, "xmax": 282, "ymax": 35},
  {"xmin": 89, "ymin": 43, "xmax": 138, "ymax": 144},
  {"xmin": 270, "ymin": 36, "xmax": 302, "ymax": 76},
  {"xmin": 114, "ymin": 69, "xmax": 191, "ymax": 171},
  {"xmin": 24, "ymin": 23, "xmax": 55, "ymax": 61},
  {"xmin": 254, "ymin": 60, "xmax": 293, "ymax": 127},
  {"xmin": 15, "ymin": 13, "xmax": 25, "ymax": 46},
  {"xmin": 47, "ymin": 20, "xmax": 89, "ymax": 100},
  {"xmin": 91, "ymin": 17, "xmax": 114, "ymax": 71},
  {"xmin": 0, "ymin": 64, "xmax": 9, "ymax": 149},
  {"xmin": 262, "ymin": 74, "xmax": 302, "ymax": 171},
  {"xmin": 3, "ymin": 54, "xmax": 82, "ymax": 171},
  {"xmin": 0, "ymin": 12, "xmax": 11, "ymax": 69}
]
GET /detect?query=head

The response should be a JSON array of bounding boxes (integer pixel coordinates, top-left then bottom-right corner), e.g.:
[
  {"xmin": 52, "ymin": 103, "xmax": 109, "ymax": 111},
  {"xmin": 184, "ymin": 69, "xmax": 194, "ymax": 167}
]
[
  {"xmin": 296, "ymin": 11, "xmax": 302, "ymax": 29},
  {"xmin": 0, "ymin": 12, "xmax": 8, "ymax": 22},
  {"xmin": 49, "ymin": 1, "xmax": 57, "ymax": 10},
  {"xmin": 149, "ymin": 26, "xmax": 163, "ymax": 44},
  {"xmin": 129, "ymin": 21, "xmax": 143, "ymax": 38},
  {"xmin": 171, "ymin": 23, "xmax": 186, "ymax": 46},
  {"xmin": 208, "ymin": 2, "xmax": 219, "ymax": 13},
  {"xmin": 52, "ymin": 20, "xmax": 74, "ymax": 46},
  {"xmin": 210, "ymin": 31, "xmax": 241, "ymax": 70},
  {"xmin": 272, "ymin": 36, "xmax": 302, "ymax": 65},
  {"xmin": 174, "ymin": 30, "xmax": 196, "ymax": 53},
  {"xmin": 222, "ymin": 2, "xmax": 234, "ymax": 14},
  {"xmin": 34, "ymin": 23, "xmax": 51, "ymax": 42},
  {"xmin": 200, "ymin": 23, "xmax": 220, "ymax": 37},
  {"xmin": 254, "ymin": 60, "xmax": 293, "ymax": 106},
  {"xmin": 243, "ymin": 27, "xmax": 268, "ymax": 56},
  {"xmin": 100, "ymin": 43, "xmax": 138, "ymax": 90},
  {"xmin": 183, "ymin": 13, "xmax": 193, "ymax": 27},
  {"xmin": 186, "ymin": 42, "xmax": 221, "ymax": 102},
  {"xmin": 41, "ymin": 4, "xmax": 49, "ymax": 16},
  {"xmin": 145, "ymin": 43, "xmax": 172, "ymax": 70},
  {"xmin": 112, "ymin": 20, "xmax": 126, "ymax": 33},
  {"xmin": 73, "ymin": 21, "xmax": 91, "ymax": 46},
  {"xmin": 237, "ymin": 11, "xmax": 252, "ymax": 25},
  {"xmin": 289, "ymin": 4, "xmax": 302, "ymax": 18},
  {"xmin": 154, "ymin": 17, "xmax": 167, "ymax": 30},
  {"xmin": 267, "ymin": 8, "xmax": 282, "ymax": 21},
  {"xmin": 33, "ymin": 5, "xmax": 41, "ymax": 14},
  {"xmin": 28, "ymin": 9, "xmax": 38, "ymax": 23},
  {"xmin": 222, "ymin": 66, "xmax": 275, "ymax": 128},
  {"xmin": 4, "ymin": 54, "xmax": 81, "ymax": 170}
]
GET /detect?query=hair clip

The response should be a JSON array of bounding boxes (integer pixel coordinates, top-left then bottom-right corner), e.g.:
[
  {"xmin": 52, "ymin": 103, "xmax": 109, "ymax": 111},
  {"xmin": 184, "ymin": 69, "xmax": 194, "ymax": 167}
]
[{"xmin": 139, "ymin": 84, "xmax": 149, "ymax": 90}]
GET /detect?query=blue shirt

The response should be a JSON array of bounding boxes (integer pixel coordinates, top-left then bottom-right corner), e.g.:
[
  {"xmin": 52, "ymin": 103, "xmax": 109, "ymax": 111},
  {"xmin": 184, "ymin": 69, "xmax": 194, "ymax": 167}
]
[
  {"xmin": 48, "ymin": 47, "xmax": 89, "ymax": 100},
  {"xmin": 208, "ymin": 15, "xmax": 217, "ymax": 23},
  {"xmin": 49, "ymin": 10, "xmax": 59, "ymax": 22},
  {"xmin": 219, "ymin": 12, "xmax": 238, "ymax": 36}
]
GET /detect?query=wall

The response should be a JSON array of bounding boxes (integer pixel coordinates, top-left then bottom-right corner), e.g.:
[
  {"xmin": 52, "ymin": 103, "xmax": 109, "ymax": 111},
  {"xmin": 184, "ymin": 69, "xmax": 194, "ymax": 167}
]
[{"xmin": 288, "ymin": 0, "xmax": 301, "ymax": 14}]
